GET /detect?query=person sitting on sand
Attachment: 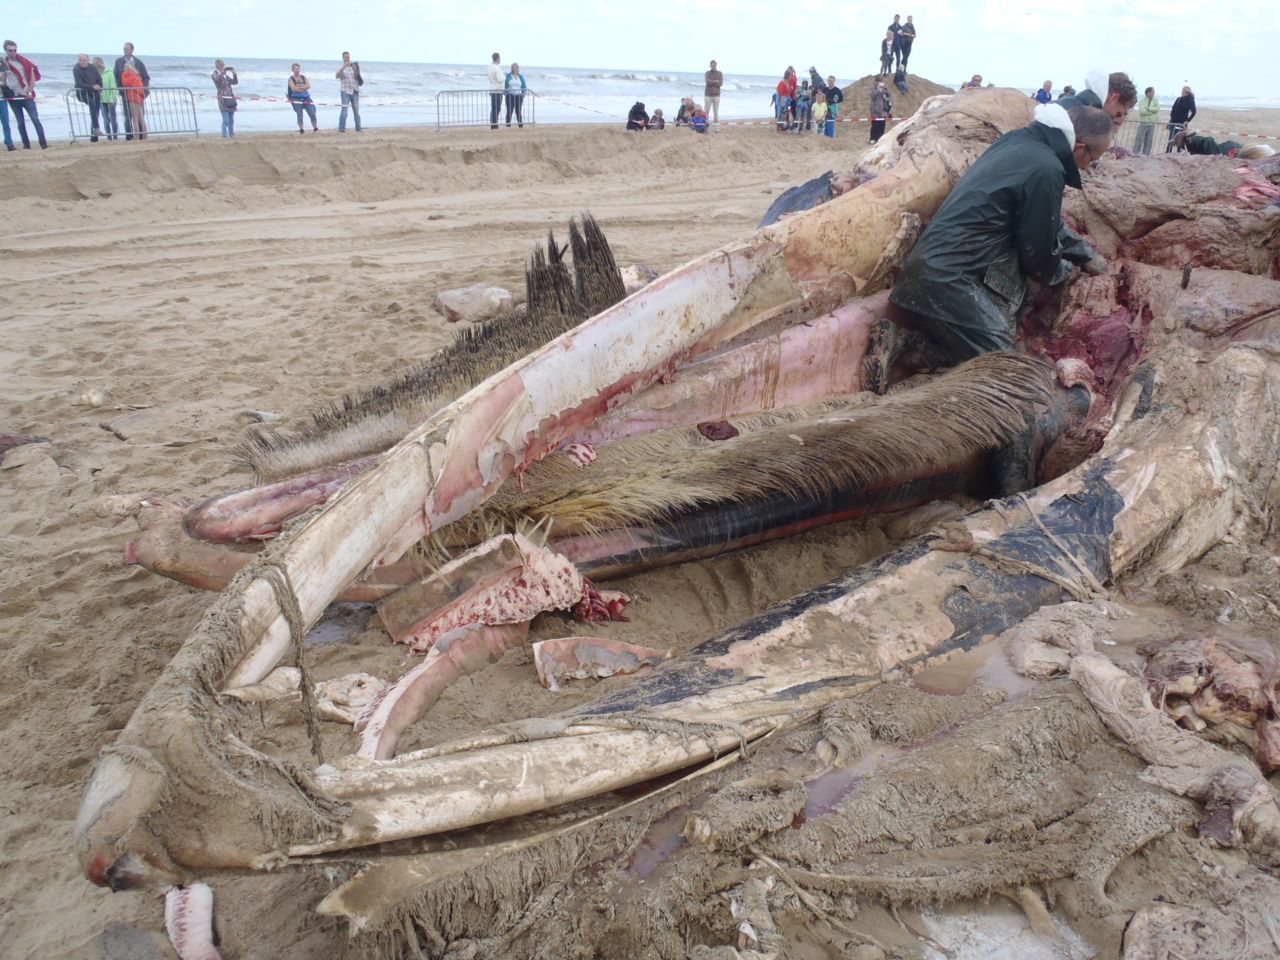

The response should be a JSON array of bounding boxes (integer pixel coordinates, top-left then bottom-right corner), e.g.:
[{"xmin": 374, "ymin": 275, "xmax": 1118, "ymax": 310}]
[
  {"xmin": 649, "ymin": 108, "xmax": 665, "ymax": 130},
  {"xmin": 690, "ymin": 107, "xmax": 709, "ymax": 133},
  {"xmin": 675, "ymin": 97, "xmax": 693, "ymax": 126},
  {"xmin": 894, "ymin": 68, "xmax": 909, "ymax": 95},
  {"xmin": 862, "ymin": 105, "xmax": 1115, "ymax": 392},
  {"xmin": 960, "ymin": 74, "xmax": 983, "ymax": 90},
  {"xmin": 1173, "ymin": 128, "xmax": 1274, "ymax": 159},
  {"xmin": 627, "ymin": 101, "xmax": 649, "ymax": 131},
  {"xmin": 287, "ymin": 63, "xmax": 319, "ymax": 133}
]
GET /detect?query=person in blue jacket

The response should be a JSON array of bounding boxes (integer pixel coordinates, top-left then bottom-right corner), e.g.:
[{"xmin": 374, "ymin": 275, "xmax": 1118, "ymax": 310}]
[{"xmin": 504, "ymin": 62, "xmax": 527, "ymax": 127}]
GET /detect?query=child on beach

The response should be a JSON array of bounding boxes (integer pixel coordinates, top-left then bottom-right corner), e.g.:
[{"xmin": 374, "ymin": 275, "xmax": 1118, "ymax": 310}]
[
  {"xmin": 94, "ymin": 56, "xmax": 118, "ymax": 140},
  {"xmin": 120, "ymin": 62, "xmax": 147, "ymax": 139},
  {"xmin": 812, "ymin": 91, "xmax": 827, "ymax": 134},
  {"xmin": 649, "ymin": 108, "xmax": 665, "ymax": 130}
]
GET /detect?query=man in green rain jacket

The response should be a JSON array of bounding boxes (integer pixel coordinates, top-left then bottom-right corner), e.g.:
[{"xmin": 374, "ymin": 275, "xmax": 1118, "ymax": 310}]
[{"xmin": 864, "ymin": 103, "xmax": 1114, "ymax": 390}]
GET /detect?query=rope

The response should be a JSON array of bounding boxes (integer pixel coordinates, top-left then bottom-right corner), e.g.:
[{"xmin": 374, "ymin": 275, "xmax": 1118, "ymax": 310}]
[{"xmin": 261, "ymin": 562, "xmax": 325, "ymax": 764}]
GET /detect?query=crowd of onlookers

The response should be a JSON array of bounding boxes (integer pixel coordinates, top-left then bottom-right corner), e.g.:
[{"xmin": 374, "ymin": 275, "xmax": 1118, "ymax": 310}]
[
  {"xmin": 4, "ymin": 40, "xmax": 158, "ymax": 150},
  {"xmin": 5, "ymin": 39, "xmax": 198, "ymax": 148},
  {"xmin": 626, "ymin": 59, "xmax": 725, "ymax": 134},
  {"xmin": 1024, "ymin": 77, "xmax": 1201, "ymax": 155},
  {"xmin": 5, "ymin": 24, "xmax": 1259, "ymax": 159}
]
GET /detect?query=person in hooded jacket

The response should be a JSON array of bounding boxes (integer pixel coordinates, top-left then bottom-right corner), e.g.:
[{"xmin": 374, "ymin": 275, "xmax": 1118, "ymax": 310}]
[
  {"xmin": 627, "ymin": 101, "xmax": 649, "ymax": 131},
  {"xmin": 1055, "ymin": 71, "xmax": 1137, "ymax": 129},
  {"xmin": 863, "ymin": 104, "xmax": 1114, "ymax": 392}
]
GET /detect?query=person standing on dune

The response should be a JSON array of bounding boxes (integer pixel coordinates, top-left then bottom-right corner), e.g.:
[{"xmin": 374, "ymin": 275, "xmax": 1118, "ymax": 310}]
[
  {"xmin": 899, "ymin": 15, "xmax": 917, "ymax": 71},
  {"xmin": 704, "ymin": 59, "xmax": 722, "ymax": 131}
]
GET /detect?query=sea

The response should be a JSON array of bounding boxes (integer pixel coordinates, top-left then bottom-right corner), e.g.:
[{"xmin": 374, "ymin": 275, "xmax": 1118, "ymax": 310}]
[{"xmin": 19, "ymin": 53, "xmax": 1280, "ymax": 142}]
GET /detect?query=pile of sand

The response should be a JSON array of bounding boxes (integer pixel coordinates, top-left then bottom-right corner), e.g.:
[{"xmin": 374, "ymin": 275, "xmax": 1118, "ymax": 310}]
[{"xmin": 842, "ymin": 72, "xmax": 956, "ymax": 117}]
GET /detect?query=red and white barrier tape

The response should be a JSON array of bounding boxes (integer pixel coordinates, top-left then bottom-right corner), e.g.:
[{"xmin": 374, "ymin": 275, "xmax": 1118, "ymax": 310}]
[{"xmin": 1194, "ymin": 129, "xmax": 1280, "ymax": 142}]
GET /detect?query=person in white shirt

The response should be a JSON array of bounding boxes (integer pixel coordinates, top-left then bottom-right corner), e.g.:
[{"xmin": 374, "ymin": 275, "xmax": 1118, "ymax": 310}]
[{"xmin": 487, "ymin": 52, "xmax": 503, "ymax": 129}]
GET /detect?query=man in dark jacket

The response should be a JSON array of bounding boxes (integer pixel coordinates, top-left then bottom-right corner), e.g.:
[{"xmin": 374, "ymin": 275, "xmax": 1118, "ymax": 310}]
[
  {"xmin": 626, "ymin": 102, "xmax": 649, "ymax": 131},
  {"xmin": 863, "ymin": 105, "xmax": 1114, "ymax": 391},
  {"xmin": 113, "ymin": 42, "xmax": 149, "ymax": 141},
  {"xmin": 1166, "ymin": 85, "xmax": 1196, "ymax": 152},
  {"xmin": 72, "ymin": 53, "xmax": 103, "ymax": 141}
]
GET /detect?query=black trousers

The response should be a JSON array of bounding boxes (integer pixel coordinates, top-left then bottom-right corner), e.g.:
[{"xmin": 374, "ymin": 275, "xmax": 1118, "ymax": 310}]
[
  {"xmin": 489, "ymin": 92, "xmax": 502, "ymax": 128},
  {"xmin": 899, "ymin": 40, "xmax": 913, "ymax": 69},
  {"xmin": 870, "ymin": 118, "xmax": 886, "ymax": 142},
  {"xmin": 79, "ymin": 90, "xmax": 102, "ymax": 139},
  {"xmin": 505, "ymin": 93, "xmax": 524, "ymax": 126}
]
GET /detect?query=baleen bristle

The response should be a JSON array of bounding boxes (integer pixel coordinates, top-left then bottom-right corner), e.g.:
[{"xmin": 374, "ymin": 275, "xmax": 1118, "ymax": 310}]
[
  {"xmin": 427, "ymin": 352, "xmax": 1056, "ymax": 549},
  {"xmin": 237, "ymin": 215, "xmax": 626, "ymax": 482}
]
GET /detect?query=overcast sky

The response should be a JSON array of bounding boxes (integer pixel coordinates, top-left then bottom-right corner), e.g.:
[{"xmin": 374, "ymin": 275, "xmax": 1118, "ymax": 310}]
[{"xmin": 14, "ymin": 0, "xmax": 1278, "ymax": 95}]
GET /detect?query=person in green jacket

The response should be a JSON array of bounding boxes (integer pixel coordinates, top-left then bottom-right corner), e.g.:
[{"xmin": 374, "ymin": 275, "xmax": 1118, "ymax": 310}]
[
  {"xmin": 1135, "ymin": 86, "xmax": 1158, "ymax": 155},
  {"xmin": 862, "ymin": 104, "xmax": 1114, "ymax": 392},
  {"xmin": 94, "ymin": 56, "xmax": 119, "ymax": 140}
]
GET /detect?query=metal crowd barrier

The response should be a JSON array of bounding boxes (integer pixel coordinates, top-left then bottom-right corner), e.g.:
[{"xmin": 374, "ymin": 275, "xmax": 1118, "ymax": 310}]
[
  {"xmin": 63, "ymin": 86, "xmax": 199, "ymax": 141},
  {"xmin": 436, "ymin": 88, "xmax": 536, "ymax": 129},
  {"xmin": 1113, "ymin": 117, "xmax": 1181, "ymax": 156}
]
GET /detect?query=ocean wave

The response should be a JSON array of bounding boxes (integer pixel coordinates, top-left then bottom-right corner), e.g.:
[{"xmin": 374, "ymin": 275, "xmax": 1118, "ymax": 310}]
[{"xmin": 586, "ymin": 72, "xmax": 682, "ymax": 83}]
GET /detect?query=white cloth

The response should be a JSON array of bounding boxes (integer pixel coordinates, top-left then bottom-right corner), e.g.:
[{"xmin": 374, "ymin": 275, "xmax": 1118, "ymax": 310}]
[
  {"xmin": 1034, "ymin": 102, "xmax": 1076, "ymax": 149},
  {"xmin": 487, "ymin": 63, "xmax": 504, "ymax": 92}
]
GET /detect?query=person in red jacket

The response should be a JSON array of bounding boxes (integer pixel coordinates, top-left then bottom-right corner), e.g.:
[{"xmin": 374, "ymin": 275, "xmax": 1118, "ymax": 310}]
[
  {"xmin": 120, "ymin": 62, "xmax": 148, "ymax": 139},
  {"xmin": 2, "ymin": 39, "xmax": 47, "ymax": 149},
  {"xmin": 774, "ymin": 71, "xmax": 792, "ymax": 131}
]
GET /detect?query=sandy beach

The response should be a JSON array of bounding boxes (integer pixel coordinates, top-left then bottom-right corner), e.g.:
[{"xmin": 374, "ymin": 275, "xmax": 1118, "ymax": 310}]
[{"xmin": 2, "ymin": 103, "xmax": 1278, "ymax": 959}]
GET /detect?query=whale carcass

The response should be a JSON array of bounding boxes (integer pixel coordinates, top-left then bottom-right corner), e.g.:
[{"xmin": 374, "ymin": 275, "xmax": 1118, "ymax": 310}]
[{"xmin": 74, "ymin": 88, "xmax": 1280, "ymax": 956}]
